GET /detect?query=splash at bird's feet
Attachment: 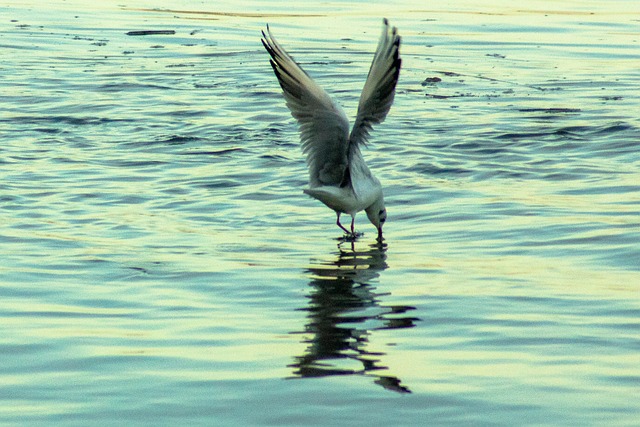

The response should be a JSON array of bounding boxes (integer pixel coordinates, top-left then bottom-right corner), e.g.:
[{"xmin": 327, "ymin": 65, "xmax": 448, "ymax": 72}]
[{"xmin": 338, "ymin": 231, "xmax": 364, "ymax": 242}]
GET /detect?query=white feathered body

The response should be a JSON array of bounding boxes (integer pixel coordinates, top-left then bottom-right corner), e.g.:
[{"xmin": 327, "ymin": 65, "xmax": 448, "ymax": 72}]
[{"xmin": 304, "ymin": 148, "xmax": 382, "ymax": 215}]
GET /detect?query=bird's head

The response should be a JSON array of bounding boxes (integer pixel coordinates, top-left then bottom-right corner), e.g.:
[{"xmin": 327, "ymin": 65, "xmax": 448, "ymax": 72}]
[{"xmin": 365, "ymin": 196, "xmax": 387, "ymax": 241}]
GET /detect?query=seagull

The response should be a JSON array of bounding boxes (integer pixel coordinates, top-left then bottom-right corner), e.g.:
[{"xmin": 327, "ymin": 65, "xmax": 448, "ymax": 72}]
[{"xmin": 261, "ymin": 19, "xmax": 401, "ymax": 241}]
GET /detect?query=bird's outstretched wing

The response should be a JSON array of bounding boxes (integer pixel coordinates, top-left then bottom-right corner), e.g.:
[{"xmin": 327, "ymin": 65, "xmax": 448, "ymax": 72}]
[
  {"xmin": 262, "ymin": 26, "xmax": 351, "ymax": 188},
  {"xmin": 349, "ymin": 19, "xmax": 401, "ymax": 146}
]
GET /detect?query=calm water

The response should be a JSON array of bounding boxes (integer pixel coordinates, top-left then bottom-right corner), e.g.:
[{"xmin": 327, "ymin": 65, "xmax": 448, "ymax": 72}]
[{"xmin": 1, "ymin": 0, "xmax": 639, "ymax": 425}]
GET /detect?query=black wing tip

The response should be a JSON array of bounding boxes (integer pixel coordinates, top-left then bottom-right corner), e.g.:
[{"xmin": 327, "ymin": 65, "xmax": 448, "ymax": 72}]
[
  {"xmin": 261, "ymin": 24, "xmax": 275, "ymax": 53},
  {"xmin": 261, "ymin": 29, "xmax": 279, "ymax": 61},
  {"xmin": 382, "ymin": 18, "xmax": 400, "ymax": 39}
]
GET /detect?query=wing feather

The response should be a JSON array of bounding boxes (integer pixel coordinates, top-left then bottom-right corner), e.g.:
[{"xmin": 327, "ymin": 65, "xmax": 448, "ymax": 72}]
[
  {"xmin": 261, "ymin": 27, "xmax": 351, "ymax": 188},
  {"xmin": 349, "ymin": 19, "xmax": 401, "ymax": 146}
]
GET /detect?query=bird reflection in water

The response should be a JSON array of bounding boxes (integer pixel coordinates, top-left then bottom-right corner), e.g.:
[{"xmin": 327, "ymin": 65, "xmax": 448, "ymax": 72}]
[{"xmin": 288, "ymin": 241, "xmax": 419, "ymax": 393}]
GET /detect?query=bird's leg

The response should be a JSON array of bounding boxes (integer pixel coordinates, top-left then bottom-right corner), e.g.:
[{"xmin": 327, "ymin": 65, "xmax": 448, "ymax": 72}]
[
  {"xmin": 350, "ymin": 216, "xmax": 355, "ymax": 235},
  {"xmin": 336, "ymin": 212, "xmax": 351, "ymax": 234}
]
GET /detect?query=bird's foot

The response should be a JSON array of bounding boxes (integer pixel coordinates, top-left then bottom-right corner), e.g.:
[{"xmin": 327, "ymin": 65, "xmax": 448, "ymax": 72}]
[{"xmin": 339, "ymin": 231, "xmax": 363, "ymax": 242}]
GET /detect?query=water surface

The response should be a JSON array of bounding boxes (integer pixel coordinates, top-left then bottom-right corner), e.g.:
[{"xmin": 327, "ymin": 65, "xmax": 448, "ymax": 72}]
[{"xmin": 1, "ymin": 0, "xmax": 639, "ymax": 425}]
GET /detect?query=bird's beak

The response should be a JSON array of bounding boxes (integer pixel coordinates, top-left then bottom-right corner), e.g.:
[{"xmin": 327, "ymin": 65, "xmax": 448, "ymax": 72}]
[{"xmin": 377, "ymin": 226, "xmax": 384, "ymax": 242}]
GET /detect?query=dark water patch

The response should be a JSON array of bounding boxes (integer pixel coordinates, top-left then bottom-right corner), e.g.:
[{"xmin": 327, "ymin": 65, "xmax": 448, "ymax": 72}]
[
  {"xmin": 538, "ymin": 171, "xmax": 590, "ymax": 181},
  {"xmin": 89, "ymin": 193, "xmax": 151, "ymax": 206},
  {"xmin": 495, "ymin": 131, "xmax": 557, "ymax": 141},
  {"xmin": 178, "ymin": 148, "xmax": 244, "ymax": 156},
  {"xmin": 194, "ymin": 179, "xmax": 243, "ymax": 189},
  {"xmin": 98, "ymin": 82, "xmax": 177, "ymax": 92},
  {"xmin": 155, "ymin": 134, "xmax": 202, "ymax": 145},
  {"xmin": 260, "ymin": 154, "xmax": 291, "ymax": 163},
  {"xmin": 493, "ymin": 121, "xmax": 639, "ymax": 162},
  {"xmin": 21, "ymin": 127, "xmax": 66, "ymax": 135},
  {"xmin": 522, "ymin": 112, "xmax": 585, "ymax": 123},
  {"xmin": 589, "ymin": 306, "xmax": 640, "ymax": 320},
  {"xmin": 120, "ymin": 135, "xmax": 205, "ymax": 151},
  {"xmin": 126, "ymin": 30, "xmax": 176, "ymax": 36},
  {"xmin": 106, "ymin": 160, "xmax": 169, "ymax": 168},
  {"xmin": 518, "ymin": 108, "xmax": 582, "ymax": 114},
  {"xmin": 425, "ymin": 92, "xmax": 475, "ymax": 99},
  {"xmin": 558, "ymin": 185, "xmax": 640, "ymax": 196},
  {"xmin": 588, "ymin": 122, "xmax": 635, "ymax": 136},
  {"xmin": 600, "ymin": 375, "xmax": 640, "ymax": 386},
  {"xmin": 0, "ymin": 343, "xmax": 51, "ymax": 356},
  {"xmin": 597, "ymin": 248, "xmax": 640, "ymax": 271},
  {"xmin": 408, "ymin": 164, "xmax": 474, "ymax": 177},
  {"xmin": 421, "ymin": 77, "xmax": 442, "ymax": 86},
  {"xmin": 1, "ymin": 115, "xmax": 134, "ymax": 126}
]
